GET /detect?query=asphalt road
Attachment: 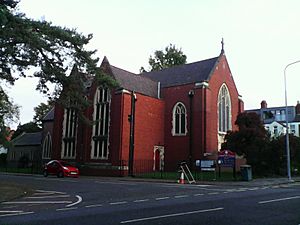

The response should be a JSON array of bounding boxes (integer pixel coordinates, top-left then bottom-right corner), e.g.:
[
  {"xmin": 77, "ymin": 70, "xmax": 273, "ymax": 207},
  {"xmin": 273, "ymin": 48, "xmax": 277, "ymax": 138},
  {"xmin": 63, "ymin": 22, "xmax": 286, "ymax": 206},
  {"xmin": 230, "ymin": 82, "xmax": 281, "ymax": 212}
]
[{"xmin": 0, "ymin": 174, "xmax": 299, "ymax": 225}]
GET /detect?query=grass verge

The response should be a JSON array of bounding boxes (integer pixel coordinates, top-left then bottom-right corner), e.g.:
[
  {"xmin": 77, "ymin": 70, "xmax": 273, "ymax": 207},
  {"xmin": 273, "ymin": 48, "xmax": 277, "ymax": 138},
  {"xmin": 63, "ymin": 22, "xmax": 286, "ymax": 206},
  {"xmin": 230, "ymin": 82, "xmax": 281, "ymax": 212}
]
[{"xmin": 0, "ymin": 181, "xmax": 34, "ymax": 203}]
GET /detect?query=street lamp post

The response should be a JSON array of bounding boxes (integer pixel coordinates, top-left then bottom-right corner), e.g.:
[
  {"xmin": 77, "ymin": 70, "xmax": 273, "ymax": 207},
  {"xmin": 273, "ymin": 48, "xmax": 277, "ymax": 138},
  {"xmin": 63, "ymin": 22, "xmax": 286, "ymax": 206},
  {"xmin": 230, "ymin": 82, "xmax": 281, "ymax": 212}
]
[{"xmin": 284, "ymin": 60, "xmax": 300, "ymax": 181}]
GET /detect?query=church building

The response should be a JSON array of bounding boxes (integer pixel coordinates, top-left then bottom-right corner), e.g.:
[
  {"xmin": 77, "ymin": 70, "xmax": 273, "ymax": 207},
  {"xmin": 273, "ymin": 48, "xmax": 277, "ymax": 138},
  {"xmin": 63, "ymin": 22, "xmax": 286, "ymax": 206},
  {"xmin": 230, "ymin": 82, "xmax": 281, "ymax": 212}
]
[{"xmin": 45, "ymin": 44, "xmax": 244, "ymax": 176}]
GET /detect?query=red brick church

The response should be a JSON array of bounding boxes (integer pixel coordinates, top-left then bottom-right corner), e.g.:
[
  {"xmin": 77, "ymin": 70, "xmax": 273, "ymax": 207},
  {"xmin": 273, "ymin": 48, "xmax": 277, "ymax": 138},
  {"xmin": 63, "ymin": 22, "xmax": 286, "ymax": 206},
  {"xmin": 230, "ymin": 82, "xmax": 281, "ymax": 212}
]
[{"xmin": 42, "ymin": 44, "xmax": 244, "ymax": 175}]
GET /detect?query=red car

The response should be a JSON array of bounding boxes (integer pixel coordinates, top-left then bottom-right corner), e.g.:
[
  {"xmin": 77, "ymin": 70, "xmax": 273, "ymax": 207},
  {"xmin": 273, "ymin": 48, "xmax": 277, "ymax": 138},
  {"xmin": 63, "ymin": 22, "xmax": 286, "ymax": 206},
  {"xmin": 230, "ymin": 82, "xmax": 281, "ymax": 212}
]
[{"xmin": 43, "ymin": 160, "xmax": 79, "ymax": 178}]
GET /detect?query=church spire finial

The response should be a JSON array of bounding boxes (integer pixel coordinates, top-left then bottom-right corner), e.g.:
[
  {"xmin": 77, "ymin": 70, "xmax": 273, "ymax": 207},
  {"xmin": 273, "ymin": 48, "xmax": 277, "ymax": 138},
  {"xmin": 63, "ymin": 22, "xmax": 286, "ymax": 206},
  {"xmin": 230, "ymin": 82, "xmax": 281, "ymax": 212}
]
[{"xmin": 221, "ymin": 38, "xmax": 225, "ymax": 54}]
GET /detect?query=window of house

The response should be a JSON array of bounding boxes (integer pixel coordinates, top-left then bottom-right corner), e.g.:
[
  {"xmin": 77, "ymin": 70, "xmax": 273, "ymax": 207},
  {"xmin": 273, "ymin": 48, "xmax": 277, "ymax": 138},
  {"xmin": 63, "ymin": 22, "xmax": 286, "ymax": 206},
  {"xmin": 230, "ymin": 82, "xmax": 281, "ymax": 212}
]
[
  {"xmin": 91, "ymin": 87, "xmax": 111, "ymax": 159},
  {"xmin": 290, "ymin": 124, "xmax": 296, "ymax": 134},
  {"xmin": 274, "ymin": 126, "xmax": 278, "ymax": 136},
  {"xmin": 218, "ymin": 84, "xmax": 232, "ymax": 133},
  {"xmin": 172, "ymin": 102, "xmax": 187, "ymax": 136},
  {"xmin": 11, "ymin": 151, "xmax": 16, "ymax": 160},
  {"xmin": 61, "ymin": 107, "xmax": 77, "ymax": 159},
  {"xmin": 42, "ymin": 133, "xmax": 52, "ymax": 159}
]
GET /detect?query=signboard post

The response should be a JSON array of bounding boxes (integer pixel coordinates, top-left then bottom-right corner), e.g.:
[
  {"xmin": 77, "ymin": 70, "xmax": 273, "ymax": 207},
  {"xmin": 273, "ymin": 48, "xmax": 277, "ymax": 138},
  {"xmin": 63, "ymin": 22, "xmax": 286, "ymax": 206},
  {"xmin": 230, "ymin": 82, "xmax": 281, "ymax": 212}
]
[
  {"xmin": 217, "ymin": 150, "xmax": 236, "ymax": 179},
  {"xmin": 196, "ymin": 159, "xmax": 216, "ymax": 180}
]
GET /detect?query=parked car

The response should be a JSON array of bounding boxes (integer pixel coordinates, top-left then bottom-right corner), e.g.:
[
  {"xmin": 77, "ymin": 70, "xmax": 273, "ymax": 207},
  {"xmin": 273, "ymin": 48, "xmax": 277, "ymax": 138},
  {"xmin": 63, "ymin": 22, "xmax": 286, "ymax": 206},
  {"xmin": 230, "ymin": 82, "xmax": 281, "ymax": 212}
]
[{"xmin": 43, "ymin": 160, "xmax": 79, "ymax": 178}]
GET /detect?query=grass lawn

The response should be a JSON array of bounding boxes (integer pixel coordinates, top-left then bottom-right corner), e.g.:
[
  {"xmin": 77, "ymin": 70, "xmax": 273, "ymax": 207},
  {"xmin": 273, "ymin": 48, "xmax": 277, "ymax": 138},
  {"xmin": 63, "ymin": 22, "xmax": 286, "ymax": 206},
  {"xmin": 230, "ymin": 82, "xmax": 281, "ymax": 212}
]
[{"xmin": 0, "ymin": 181, "xmax": 33, "ymax": 203}]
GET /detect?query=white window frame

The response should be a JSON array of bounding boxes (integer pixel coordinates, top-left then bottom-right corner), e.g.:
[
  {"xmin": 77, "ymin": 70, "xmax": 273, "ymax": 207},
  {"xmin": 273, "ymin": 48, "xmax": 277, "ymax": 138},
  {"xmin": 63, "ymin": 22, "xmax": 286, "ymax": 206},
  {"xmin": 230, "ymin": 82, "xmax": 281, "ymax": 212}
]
[
  {"xmin": 218, "ymin": 84, "xmax": 232, "ymax": 133},
  {"xmin": 61, "ymin": 107, "xmax": 77, "ymax": 159},
  {"xmin": 172, "ymin": 102, "xmax": 187, "ymax": 136},
  {"xmin": 91, "ymin": 87, "xmax": 111, "ymax": 159},
  {"xmin": 42, "ymin": 133, "xmax": 52, "ymax": 159}
]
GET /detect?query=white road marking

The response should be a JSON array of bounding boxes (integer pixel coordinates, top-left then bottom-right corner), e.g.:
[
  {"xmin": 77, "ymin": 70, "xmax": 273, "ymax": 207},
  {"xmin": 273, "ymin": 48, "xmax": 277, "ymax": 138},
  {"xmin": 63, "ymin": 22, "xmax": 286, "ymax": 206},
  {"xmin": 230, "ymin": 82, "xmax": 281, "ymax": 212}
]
[
  {"xmin": 259, "ymin": 196, "xmax": 300, "ymax": 204},
  {"xmin": 133, "ymin": 199, "xmax": 149, "ymax": 203},
  {"xmin": 2, "ymin": 201, "xmax": 72, "ymax": 204},
  {"xmin": 248, "ymin": 187, "xmax": 259, "ymax": 191},
  {"xmin": 194, "ymin": 193, "xmax": 204, "ymax": 196},
  {"xmin": 66, "ymin": 195, "xmax": 82, "ymax": 207},
  {"xmin": 56, "ymin": 207, "xmax": 77, "ymax": 211},
  {"xmin": 95, "ymin": 181, "xmax": 137, "ymax": 186},
  {"xmin": 25, "ymin": 195, "xmax": 70, "ymax": 199},
  {"xmin": 196, "ymin": 185, "xmax": 212, "ymax": 187},
  {"xmin": 35, "ymin": 190, "xmax": 66, "ymax": 195},
  {"xmin": 120, "ymin": 207, "xmax": 224, "ymax": 224},
  {"xmin": 110, "ymin": 201, "xmax": 128, "ymax": 205},
  {"xmin": 0, "ymin": 211, "xmax": 34, "ymax": 217},
  {"xmin": 85, "ymin": 204, "xmax": 103, "ymax": 208},
  {"xmin": 0, "ymin": 210, "xmax": 23, "ymax": 213},
  {"xmin": 208, "ymin": 192, "xmax": 219, "ymax": 195},
  {"xmin": 155, "ymin": 197, "xmax": 170, "ymax": 200},
  {"xmin": 174, "ymin": 195, "xmax": 189, "ymax": 198},
  {"xmin": 261, "ymin": 186, "xmax": 269, "ymax": 190}
]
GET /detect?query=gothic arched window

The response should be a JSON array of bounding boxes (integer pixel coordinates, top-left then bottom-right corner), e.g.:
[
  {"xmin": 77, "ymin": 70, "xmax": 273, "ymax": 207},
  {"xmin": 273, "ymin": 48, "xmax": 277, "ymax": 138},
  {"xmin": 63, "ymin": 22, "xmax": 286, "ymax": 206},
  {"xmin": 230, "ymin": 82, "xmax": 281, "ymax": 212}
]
[
  {"xmin": 61, "ymin": 106, "xmax": 77, "ymax": 159},
  {"xmin": 91, "ymin": 87, "xmax": 111, "ymax": 159},
  {"xmin": 42, "ymin": 133, "xmax": 52, "ymax": 159},
  {"xmin": 218, "ymin": 84, "xmax": 232, "ymax": 133},
  {"xmin": 172, "ymin": 102, "xmax": 187, "ymax": 136}
]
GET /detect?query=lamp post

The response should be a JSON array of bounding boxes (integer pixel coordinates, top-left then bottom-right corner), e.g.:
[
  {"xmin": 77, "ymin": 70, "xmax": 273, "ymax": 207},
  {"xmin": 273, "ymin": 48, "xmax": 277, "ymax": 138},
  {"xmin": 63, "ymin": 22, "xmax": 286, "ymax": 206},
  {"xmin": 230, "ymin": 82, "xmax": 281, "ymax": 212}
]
[{"xmin": 284, "ymin": 60, "xmax": 300, "ymax": 181}]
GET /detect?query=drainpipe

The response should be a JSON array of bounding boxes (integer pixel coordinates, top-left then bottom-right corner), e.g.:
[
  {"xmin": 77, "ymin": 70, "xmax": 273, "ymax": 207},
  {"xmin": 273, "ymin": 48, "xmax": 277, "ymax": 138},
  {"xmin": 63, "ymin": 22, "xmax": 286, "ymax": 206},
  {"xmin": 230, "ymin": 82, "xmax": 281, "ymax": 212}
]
[
  {"xmin": 188, "ymin": 90, "xmax": 195, "ymax": 168},
  {"xmin": 128, "ymin": 91, "xmax": 137, "ymax": 177}
]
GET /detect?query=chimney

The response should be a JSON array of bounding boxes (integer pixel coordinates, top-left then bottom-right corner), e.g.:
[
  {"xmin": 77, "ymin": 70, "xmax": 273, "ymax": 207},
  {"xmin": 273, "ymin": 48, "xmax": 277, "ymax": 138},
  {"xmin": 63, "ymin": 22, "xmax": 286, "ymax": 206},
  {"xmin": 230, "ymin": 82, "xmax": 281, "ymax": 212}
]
[
  {"xmin": 296, "ymin": 101, "xmax": 300, "ymax": 115},
  {"xmin": 261, "ymin": 100, "xmax": 267, "ymax": 109}
]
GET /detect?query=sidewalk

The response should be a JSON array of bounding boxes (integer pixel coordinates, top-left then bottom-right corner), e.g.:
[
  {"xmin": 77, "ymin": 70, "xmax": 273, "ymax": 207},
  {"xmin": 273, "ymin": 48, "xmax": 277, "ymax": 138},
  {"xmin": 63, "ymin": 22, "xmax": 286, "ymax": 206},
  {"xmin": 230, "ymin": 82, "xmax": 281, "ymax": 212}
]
[
  {"xmin": 101, "ymin": 175, "xmax": 300, "ymax": 188},
  {"xmin": 1, "ymin": 171, "xmax": 299, "ymax": 188}
]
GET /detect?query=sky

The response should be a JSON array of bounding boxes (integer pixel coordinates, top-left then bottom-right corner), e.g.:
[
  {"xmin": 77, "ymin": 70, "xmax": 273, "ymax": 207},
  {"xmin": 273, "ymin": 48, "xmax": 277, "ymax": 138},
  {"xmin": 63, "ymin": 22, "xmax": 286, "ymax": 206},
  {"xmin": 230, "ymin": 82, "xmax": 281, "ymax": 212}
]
[{"xmin": 6, "ymin": 0, "xmax": 300, "ymax": 128}]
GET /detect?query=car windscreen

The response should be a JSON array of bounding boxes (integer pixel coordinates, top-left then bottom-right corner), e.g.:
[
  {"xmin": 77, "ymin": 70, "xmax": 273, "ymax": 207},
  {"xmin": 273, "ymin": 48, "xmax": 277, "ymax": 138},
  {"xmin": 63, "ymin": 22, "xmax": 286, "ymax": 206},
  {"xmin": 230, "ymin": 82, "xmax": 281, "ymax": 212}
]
[{"xmin": 60, "ymin": 162, "xmax": 73, "ymax": 167}]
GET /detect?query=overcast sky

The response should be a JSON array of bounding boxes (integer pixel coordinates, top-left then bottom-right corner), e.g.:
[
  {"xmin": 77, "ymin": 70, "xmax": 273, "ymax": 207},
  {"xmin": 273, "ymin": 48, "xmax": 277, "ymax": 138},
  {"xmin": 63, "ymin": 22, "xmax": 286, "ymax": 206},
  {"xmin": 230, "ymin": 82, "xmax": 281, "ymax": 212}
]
[{"xmin": 6, "ymin": 0, "xmax": 300, "ymax": 128}]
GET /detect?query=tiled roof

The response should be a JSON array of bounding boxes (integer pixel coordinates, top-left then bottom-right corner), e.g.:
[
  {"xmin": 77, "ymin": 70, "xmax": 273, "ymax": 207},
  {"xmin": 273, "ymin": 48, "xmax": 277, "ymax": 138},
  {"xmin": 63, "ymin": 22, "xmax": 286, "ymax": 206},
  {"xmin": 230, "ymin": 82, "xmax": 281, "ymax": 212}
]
[
  {"xmin": 42, "ymin": 107, "xmax": 54, "ymax": 121},
  {"xmin": 110, "ymin": 65, "xmax": 159, "ymax": 98},
  {"xmin": 12, "ymin": 132, "xmax": 42, "ymax": 146},
  {"xmin": 142, "ymin": 56, "xmax": 219, "ymax": 87}
]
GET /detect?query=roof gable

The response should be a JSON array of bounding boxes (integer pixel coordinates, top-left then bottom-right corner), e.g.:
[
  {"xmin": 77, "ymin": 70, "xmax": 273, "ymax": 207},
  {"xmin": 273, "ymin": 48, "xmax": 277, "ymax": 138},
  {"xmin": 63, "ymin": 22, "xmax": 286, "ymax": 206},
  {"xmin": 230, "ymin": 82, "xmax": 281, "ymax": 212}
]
[{"xmin": 141, "ymin": 56, "xmax": 219, "ymax": 87}]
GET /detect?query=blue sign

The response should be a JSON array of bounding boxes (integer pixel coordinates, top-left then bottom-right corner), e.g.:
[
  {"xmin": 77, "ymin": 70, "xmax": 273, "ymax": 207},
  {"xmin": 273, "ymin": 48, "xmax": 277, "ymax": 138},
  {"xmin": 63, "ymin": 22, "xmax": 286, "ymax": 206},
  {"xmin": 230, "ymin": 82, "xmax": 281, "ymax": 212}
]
[{"xmin": 218, "ymin": 150, "xmax": 236, "ymax": 168}]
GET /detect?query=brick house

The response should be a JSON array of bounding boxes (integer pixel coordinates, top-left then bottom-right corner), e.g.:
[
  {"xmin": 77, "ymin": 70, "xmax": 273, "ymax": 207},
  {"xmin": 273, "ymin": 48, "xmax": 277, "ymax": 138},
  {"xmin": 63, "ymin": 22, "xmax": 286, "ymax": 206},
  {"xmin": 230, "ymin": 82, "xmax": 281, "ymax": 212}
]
[{"xmin": 45, "ymin": 45, "xmax": 244, "ymax": 175}]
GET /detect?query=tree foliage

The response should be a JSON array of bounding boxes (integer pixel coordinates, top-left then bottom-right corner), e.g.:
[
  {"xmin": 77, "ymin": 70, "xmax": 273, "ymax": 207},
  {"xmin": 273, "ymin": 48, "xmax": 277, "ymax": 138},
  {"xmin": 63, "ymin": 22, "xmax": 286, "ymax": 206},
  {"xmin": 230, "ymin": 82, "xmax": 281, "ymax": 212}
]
[
  {"xmin": 11, "ymin": 122, "xmax": 41, "ymax": 140},
  {"xmin": 222, "ymin": 112, "xmax": 270, "ymax": 175},
  {"xmin": 140, "ymin": 44, "xmax": 187, "ymax": 72},
  {"xmin": 222, "ymin": 112, "xmax": 300, "ymax": 176},
  {"xmin": 33, "ymin": 100, "xmax": 54, "ymax": 128},
  {"xmin": 0, "ymin": 0, "xmax": 117, "ymax": 124},
  {"xmin": 0, "ymin": 86, "xmax": 19, "ymax": 128}
]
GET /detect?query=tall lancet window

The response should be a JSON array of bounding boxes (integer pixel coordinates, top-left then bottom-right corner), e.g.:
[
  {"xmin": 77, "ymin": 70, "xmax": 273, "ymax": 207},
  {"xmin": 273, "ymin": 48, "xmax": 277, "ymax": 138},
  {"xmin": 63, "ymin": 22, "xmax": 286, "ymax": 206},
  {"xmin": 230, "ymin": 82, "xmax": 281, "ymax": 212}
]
[
  {"xmin": 61, "ymin": 107, "xmax": 78, "ymax": 159},
  {"xmin": 91, "ymin": 87, "xmax": 111, "ymax": 159},
  {"xmin": 218, "ymin": 84, "xmax": 232, "ymax": 133},
  {"xmin": 172, "ymin": 102, "xmax": 187, "ymax": 136},
  {"xmin": 42, "ymin": 133, "xmax": 52, "ymax": 159}
]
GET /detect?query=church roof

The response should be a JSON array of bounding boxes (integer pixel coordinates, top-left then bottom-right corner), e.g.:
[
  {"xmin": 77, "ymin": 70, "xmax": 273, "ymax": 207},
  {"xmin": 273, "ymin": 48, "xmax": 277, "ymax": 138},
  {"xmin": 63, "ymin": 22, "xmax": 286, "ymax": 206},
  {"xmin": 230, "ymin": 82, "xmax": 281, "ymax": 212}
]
[
  {"xmin": 142, "ymin": 56, "xmax": 219, "ymax": 87},
  {"xmin": 110, "ymin": 66, "xmax": 159, "ymax": 98},
  {"xmin": 12, "ymin": 132, "xmax": 42, "ymax": 146},
  {"xmin": 100, "ymin": 57, "xmax": 159, "ymax": 98}
]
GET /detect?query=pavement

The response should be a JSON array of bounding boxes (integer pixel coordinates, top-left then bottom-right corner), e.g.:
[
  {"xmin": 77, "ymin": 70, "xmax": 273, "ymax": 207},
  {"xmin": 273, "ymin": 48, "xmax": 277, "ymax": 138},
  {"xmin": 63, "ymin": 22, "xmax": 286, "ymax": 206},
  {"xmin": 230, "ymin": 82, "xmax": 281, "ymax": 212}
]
[
  {"xmin": 102, "ymin": 174, "xmax": 300, "ymax": 188},
  {"xmin": 1, "ymin": 171, "xmax": 300, "ymax": 188}
]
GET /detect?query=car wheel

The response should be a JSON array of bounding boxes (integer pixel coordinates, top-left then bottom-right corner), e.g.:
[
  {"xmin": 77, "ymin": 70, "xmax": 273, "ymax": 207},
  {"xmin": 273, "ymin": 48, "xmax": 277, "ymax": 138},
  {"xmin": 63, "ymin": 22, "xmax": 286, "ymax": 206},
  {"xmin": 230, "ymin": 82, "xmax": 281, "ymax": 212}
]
[
  {"xmin": 43, "ymin": 170, "xmax": 48, "ymax": 177},
  {"xmin": 57, "ymin": 171, "xmax": 64, "ymax": 178}
]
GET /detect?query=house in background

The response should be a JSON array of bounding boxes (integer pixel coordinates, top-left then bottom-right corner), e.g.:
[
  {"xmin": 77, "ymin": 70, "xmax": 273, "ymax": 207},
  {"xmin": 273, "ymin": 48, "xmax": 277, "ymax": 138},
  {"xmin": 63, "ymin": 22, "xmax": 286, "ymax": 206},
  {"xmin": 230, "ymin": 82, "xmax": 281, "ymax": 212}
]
[
  {"xmin": 45, "ymin": 43, "xmax": 244, "ymax": 176},
  {"xmin": 6, "ymin": 110, "xmax": 54, "ymax": 169},
  {"xmin": 7, "ymin": 132, "xmax": 42, "ymax": 168},
  {"xmin": 246, "ymin": 100, "xmax": 300, "ymax": 138}
]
